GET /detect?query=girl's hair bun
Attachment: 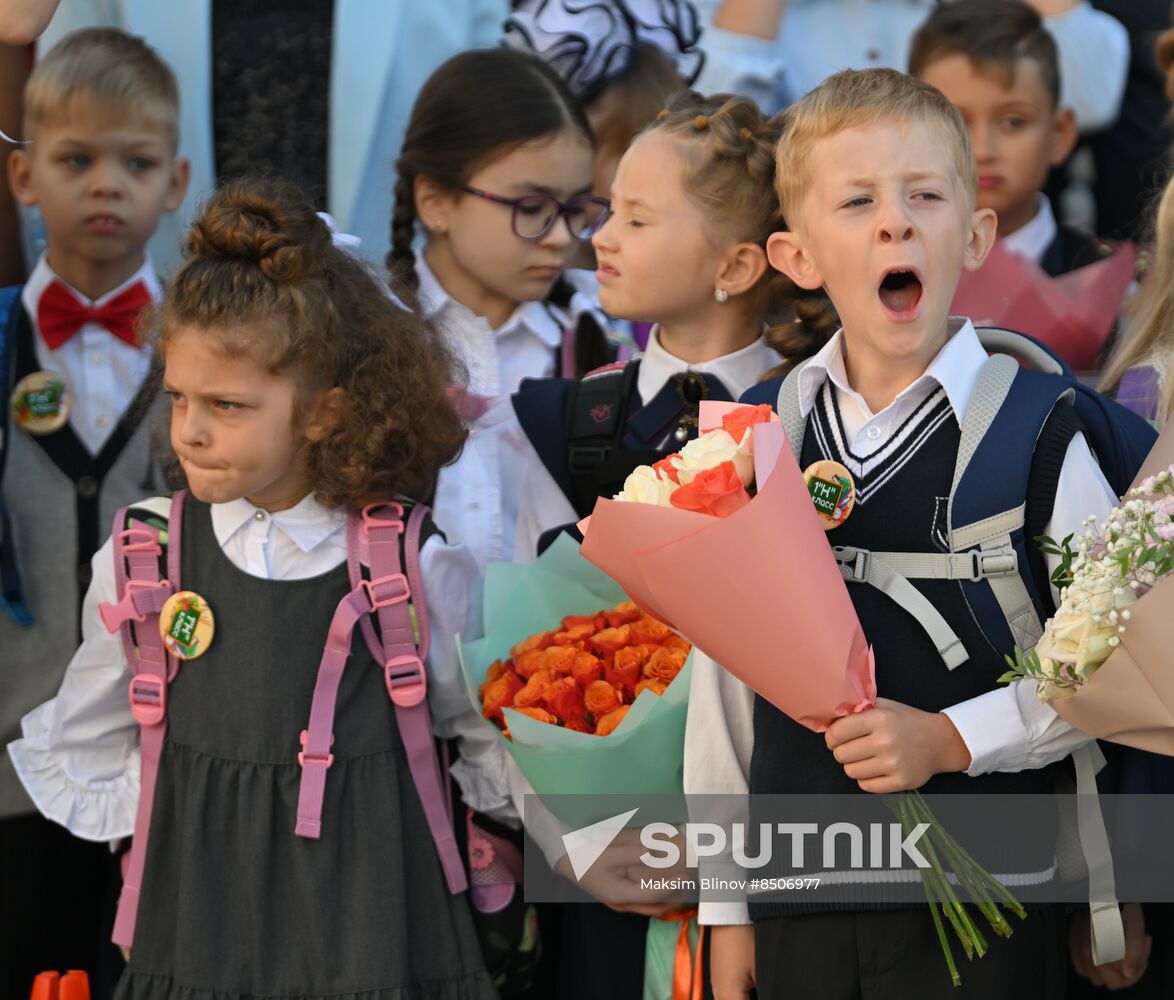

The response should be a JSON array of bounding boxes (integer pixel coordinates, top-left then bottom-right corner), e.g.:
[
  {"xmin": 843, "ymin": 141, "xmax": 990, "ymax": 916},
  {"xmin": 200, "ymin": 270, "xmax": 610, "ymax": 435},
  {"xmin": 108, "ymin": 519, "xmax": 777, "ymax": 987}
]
[{"xmin": 185, "ymin": 179, "xmax": 332, "ymax": 283}]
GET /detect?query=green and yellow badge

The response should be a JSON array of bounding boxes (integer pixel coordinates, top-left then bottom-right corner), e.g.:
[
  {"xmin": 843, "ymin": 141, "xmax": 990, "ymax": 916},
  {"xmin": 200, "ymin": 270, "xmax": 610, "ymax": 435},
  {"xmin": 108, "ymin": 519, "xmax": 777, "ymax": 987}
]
[
  {"xmin": 12, "ymin": 370, "xmax": 70, "ymax": 435},
  {"xmin": 803, "ymin": 459, "xmax": 856, "ymax": 530},
  {"xmin": 159, "ymin": 590, "xmax": 215, "ymax": 660}
]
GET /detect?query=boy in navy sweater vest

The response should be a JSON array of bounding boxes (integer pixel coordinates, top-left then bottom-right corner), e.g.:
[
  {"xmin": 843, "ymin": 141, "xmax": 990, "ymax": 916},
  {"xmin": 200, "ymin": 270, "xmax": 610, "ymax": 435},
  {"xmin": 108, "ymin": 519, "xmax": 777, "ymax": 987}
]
[{"xmin": 690, "ymin": 68, "xmax": 1122, "ymax": 998}]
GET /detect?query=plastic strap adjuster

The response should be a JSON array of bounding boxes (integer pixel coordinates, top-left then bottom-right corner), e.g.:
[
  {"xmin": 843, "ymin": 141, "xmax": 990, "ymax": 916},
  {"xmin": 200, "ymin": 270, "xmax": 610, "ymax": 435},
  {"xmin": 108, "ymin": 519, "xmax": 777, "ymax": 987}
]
[
  {"xmin": 128, "ymin": 674, "xmax": 167, "ymax": 726},
  {"xmin": 298, "ymin": 730, "xmax": 334, "ymax": 768},
  {"xmin": 385, "ymin": 654, "xmax": 427, "ymax": 707},
  {"xmin": 972, "ymin": 550, "xmax": 1017, "ymax": 580},
  {"xmin": 834, "ymin": 546, "xmax": 869, "ymax": 582},
  {"xmin": 99, "ymin": 579, "xmax": 172, "ymax": 632},
  {"xmin": 361, "ymin": 573, "xmax": 410, "ymax": 610},
  {"xmin": 117, "ymin": 527, "xmax": 162, "ymax": 558},
  {"xmin": 360, "ymin": 502, "xmax": 404, "ymax": 538}
]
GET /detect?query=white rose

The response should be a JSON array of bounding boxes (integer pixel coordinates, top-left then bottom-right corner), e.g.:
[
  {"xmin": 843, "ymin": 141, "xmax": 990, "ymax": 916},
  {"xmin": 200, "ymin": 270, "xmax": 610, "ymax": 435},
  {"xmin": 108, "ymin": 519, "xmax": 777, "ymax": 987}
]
[
  {"xmin": 673, "ymin": 429, "xmax": 754, "ymax": 486},
  {"xmin": 615, "ymin": 465, "xmax": 677, "ymax": 506}
]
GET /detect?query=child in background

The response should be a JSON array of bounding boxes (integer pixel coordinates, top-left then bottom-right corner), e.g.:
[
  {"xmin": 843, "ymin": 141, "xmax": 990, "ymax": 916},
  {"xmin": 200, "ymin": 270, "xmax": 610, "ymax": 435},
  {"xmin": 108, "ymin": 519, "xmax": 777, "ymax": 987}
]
[
  {"xmin": 1, "ymin": 28, "xmax": 188, "ymax": 997},
  {"xmin": 8, "ymin": 179, "xmax": 510, "ymax": 1000},
  {"xmin": 388, "ymin": 47, "xmax": 616, "ymax": 569},
  {"xmin": 691, "ymin": 68, "xmax": 1119, "ymax": 999},
  {"xmin": 909, "ymin": 0, "xmax": 1094, "ymax": 271}
]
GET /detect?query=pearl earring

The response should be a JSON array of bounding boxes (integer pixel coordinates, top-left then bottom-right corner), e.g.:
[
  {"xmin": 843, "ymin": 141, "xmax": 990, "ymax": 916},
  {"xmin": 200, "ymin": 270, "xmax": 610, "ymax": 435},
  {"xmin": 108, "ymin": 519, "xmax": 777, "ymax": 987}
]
[{"xmin": 714, "ymin": 288, "xmax": 728, "ymax": 303}]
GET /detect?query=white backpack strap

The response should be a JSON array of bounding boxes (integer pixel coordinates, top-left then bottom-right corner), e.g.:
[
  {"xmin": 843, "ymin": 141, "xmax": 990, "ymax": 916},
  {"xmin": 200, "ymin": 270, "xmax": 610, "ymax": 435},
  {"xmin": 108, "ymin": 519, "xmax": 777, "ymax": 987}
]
[
  {"xmin": 1072, "ymin": 742, "xmax": 1126, "ymax": 965},
  {"xmin": 775, "ymin": 357, "xmax": 815, "ymax": 464},
  {"xmin": 949, "ymin": 355, "xmax": 1046, "ymax": 653}
]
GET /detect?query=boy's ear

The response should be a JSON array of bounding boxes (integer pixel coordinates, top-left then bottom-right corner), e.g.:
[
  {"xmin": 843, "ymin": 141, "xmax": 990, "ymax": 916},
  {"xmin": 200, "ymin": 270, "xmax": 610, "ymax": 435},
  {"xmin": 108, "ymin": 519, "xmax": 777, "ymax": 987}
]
[
  {"xmin": 413, "ymin": 175, "xmax": 457, "ymax": 234},
  {"xmin": 716, "ymin": 242, "xmax": 768, "ymax": 299},
  {"xmin": 1048, "ymin": 106, "xmax": 1078, "ymax": 167},
  {"xmin": 962, "ymin": 206, "xmax": 998, "ymax": 273},
  {"xmin": 8, "ymin": 149, "xmax": 38, "ymax": 207},
  {"xmin": 766, "ymin": 230, "xmax": 823, "ymax": 290},
  {"xmin": 164, "ymin": 157, "xmax": 191, "ymax": 213},
  {"xmin": 304, "ymin": 386, "xmax": 347, "ymax": 442}
]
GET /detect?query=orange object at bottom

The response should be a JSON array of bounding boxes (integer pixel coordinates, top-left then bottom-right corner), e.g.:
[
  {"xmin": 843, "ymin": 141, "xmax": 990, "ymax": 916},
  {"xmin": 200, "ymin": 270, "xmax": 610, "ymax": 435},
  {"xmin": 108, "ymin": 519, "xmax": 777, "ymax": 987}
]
[{"xmin": 29, "ymin": 970, "xmax": 90, "ymax": 1000}]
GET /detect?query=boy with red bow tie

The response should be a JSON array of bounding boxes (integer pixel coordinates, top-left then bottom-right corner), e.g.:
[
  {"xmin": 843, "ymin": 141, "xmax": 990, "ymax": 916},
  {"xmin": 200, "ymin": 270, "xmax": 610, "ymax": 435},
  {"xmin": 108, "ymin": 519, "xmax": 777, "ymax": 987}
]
[{"xmin": 0, "ymin": 28, "xmax": 187, "ymax": 997}]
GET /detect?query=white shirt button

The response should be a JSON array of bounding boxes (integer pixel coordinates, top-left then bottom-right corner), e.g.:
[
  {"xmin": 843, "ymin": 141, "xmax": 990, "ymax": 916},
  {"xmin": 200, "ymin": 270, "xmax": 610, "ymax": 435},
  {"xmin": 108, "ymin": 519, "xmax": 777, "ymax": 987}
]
[
  {"xmin": 254, "ymin": 510, "xmax": 267, "ymax": 521},
  {"xmin": 468, "ymin": 501, "xmax": 480, "ymax": 511},
  {"xmin": 94, "ymin": 414, "xmax": 111, "ymax": 429},
  {"xmin": 89, "ymin": 353, "xmax": 105, "ymax": 366},
  {"xmin": 866, "ymin": 425, "xmax": 882, "ymax": 441}
]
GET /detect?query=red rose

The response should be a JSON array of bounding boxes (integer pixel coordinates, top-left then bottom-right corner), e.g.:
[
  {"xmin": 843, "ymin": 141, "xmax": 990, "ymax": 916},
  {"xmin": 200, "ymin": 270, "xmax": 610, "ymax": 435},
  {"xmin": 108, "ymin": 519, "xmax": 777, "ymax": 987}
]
[
  {"xmin": 720, "ymin": 403, "xmax": 776, "ymax": 444},
  {"xmin": 669, "ymin": 460, "xmax": 750, "ymax": 518},
  {"xmin": 544, "ymin": 676, "xmax": 587, "ymax": 724}
]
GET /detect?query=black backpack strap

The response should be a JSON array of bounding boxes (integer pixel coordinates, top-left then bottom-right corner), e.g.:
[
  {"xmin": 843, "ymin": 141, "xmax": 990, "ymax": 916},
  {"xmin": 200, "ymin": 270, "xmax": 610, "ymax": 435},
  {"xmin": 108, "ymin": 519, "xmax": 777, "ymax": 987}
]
[
  {"xmin": 1023, "ymin": 399, "xmax": 1085, "ymax": 612},
  {"xmin": 0, "ymin": 287, "xmax": 29, "ymax": 624},
  {"xmin": 565, "ymin": 360, "xmax": 644, "ymax": 518}
]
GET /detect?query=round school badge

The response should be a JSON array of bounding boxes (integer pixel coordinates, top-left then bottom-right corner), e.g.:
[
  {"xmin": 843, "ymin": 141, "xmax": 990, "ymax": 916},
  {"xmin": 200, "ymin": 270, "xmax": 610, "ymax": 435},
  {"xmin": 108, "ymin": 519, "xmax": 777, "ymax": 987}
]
[
  {"xmin": 803, "ymin": 459, "xmax": 856, "ymax": 530},
  {"xmin": 159, "ymin": 590, "xmax": 215, "ymax": 660},
  {"xmin": 11, "ymin": 370, "xmax": 70, "ymax": 435}
]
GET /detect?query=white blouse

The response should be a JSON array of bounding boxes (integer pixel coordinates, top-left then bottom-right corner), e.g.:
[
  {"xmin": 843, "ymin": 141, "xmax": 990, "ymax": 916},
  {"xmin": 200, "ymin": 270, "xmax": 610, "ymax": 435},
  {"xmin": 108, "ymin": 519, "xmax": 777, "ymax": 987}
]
[{"xmin": 6, "ymin": 493, "xmax": 514, "ymax": 842}]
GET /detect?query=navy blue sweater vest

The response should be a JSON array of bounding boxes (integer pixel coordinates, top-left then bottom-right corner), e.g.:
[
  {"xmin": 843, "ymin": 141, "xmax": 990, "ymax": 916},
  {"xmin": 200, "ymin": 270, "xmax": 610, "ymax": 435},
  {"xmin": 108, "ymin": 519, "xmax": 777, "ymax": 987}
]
[{"xmin": 748, "ymin": 384, "xmax": 1063, "ymax": 918}]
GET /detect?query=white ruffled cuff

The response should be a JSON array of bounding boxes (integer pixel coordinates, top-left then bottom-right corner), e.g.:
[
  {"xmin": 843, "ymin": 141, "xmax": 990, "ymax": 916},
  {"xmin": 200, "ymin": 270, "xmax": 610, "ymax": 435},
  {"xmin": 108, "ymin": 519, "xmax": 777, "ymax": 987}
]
[
  {"xmin": 449, "ymin": 740, "xmax": 518, "ymax": 828},
  {"xmin": 7, "ymin": 700, "xmax": 140, "ymax": 842}
]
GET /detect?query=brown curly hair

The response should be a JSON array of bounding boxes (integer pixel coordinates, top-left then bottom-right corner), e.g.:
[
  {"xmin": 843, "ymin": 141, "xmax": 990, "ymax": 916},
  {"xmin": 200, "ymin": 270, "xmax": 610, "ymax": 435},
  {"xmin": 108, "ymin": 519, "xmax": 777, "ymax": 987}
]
[
  {"xmin": 645, "ymin": 92, "xmax": 838, "ymax": 378},
  {"xmin": 156, "ymin": 178, "xmax": 466, "ymax": 508}
]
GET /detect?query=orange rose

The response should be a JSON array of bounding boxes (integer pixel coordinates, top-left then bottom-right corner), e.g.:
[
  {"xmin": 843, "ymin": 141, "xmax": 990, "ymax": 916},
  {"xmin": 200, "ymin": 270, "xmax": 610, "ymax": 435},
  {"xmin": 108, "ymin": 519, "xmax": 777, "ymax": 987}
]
[
  {"xmin": 511, "ymin": 630, "xmax": 553, "ymax": 660},
  {"xmin": 481, "ymin": 670, "xmax": 524, "ymax": 725},
  {"xmin": 721, "ymin": 403, "xmax": 776, "ymax": 445},
  {"xmin": 595, "ymin": 705, "xmax": 630, "ymax": 737},
  {"xmin": 565, "ymin": 716, "xmax": 592, "ymax": 734},
  {"xmin": 515, "ymin": 668, "xmax": 554, "ymax": 708},
  {"xmin": 544, "ymin": 676, "xmax": 587, "ymax": 724},
  {"xmin": 591, "ymin": 624, "xmax": 631, "ymax": 655},
  {"xmin": 629, "ymin": 615, "xmax": 672, "ymax": 645},
  {"xmin": 662, "ymin": 634, "xmax": 691, "ymax": 655},
  {"xmin": 479, "ymin": 660, "xmax": 507, "ymax": 699},
  {"xmin": 540, "ymin": 645, "xmax": 578, "ymax": 675},
  {"xmin": 584, "ymin": 679, "xmax": 623, "ymax": 717},
  {"xmin": 561, "ymin": 613, "xmax": 606, "ymax": 632},
  {"xmin": 604, "ymin": 602, "xmax": 642, "ymax": 628},
  {"xmin": 635, "ymin": 677, "xmax": 669, "ymax": 698},
  {"xmin": 552, "ymin": 623, "xmax": 596, "ymax": 646},
  {"xmin": 513, "ymin": 648, "xmax": 545, "ymax": 679},
  {"xmin": 571, "ymin": 651, "xmax": 604, "ymax": 687},
  {"xmin": 644, "ymin": 647, "xmax": 687, "ymax": 683},
  {"xmin": 607, "ymin": 645, "xmax": 651, "ymax": 693},
  {"xmin": 669, "ymin": 460, "xmax": 750, "ymax": 518},
  {"xmin": 652, "ymin": 455, "xmax": 681, "ymax": 484},
  {"xmin": 515, "ymin": 707, "xmax": 559, "ymax": 726}
]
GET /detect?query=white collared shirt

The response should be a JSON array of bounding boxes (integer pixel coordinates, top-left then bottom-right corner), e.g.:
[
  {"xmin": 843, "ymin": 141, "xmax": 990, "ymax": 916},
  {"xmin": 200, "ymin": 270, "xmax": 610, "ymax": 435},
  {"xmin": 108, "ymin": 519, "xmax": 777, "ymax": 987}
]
[
  {"xmin": 414, "ymin": 248, "xmax": 564, "ymax": 397},
  {"xmin": 636, "ymin": 327, "xmax": 783, "ymax": 412},
  {"xmin": 1002, "ymin": 196, "xmax": 1059, "ymax": 267},
  {"xmin": 22, "ymin": 254, "xmax": 160, "ymax": 457},
  {"xmin": 7, "ymin": 492, "xmax": 513, "ymax": 841},
  {"xmin": 687, "ymin": 318, "xmax": 1120, "ymax": 925}
]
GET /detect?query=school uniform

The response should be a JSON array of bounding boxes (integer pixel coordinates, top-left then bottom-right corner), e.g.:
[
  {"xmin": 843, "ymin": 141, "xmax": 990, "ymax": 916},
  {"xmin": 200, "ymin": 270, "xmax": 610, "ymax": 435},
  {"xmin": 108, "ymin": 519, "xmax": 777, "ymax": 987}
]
[
  {"xmin": 684, "ymin": 319, "xmax": 1120, "ymax": 998},
  {"xmin": 0, "ymin": 256, "xmax": 163, "ymax": 998},
  {"xmin": 1006, "ymin": 195, "xmax": 1109, "ymax": 278},
  {"xmin": 8, "ymin": 492, "xmax": 513, "ymax": 999}
]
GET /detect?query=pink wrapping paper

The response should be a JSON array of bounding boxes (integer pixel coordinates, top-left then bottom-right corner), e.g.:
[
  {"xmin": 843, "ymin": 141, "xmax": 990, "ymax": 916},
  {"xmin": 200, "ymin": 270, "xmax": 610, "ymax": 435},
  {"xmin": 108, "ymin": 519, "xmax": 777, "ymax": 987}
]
[
  {"xmin": 951, "ymin": 239, "xmax": 1136, "ymax": 372},
  {"xmin": 579, "ymin": 421, "xmax": 876, "ymax": 732}
]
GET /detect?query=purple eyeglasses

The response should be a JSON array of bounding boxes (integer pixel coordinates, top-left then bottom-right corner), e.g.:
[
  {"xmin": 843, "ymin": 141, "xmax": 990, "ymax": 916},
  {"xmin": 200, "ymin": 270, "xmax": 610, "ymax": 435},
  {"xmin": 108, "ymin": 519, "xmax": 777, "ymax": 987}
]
[{"xmin": 460, "ymin": 185, "xmax": 610, "ymax": 241}]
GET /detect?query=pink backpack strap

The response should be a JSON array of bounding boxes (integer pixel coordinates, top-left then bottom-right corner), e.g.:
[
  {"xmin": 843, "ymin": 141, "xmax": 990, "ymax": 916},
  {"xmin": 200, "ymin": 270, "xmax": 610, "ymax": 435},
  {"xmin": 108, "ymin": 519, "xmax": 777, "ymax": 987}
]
[
  {"xmin": 296, "ymin": 502, "xmax": 466, "ymax": 893},
  {"xmin": 97, "ymin": 489, "xmax": 186, "ymax": 949}
]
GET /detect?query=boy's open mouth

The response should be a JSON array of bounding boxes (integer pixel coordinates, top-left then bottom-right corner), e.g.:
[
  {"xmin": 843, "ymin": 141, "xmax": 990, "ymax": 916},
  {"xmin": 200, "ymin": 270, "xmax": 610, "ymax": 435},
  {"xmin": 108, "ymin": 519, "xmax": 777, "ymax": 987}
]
[{"xmin": 878, "ymin": 269, "xmax": 923, "ymax": 319}]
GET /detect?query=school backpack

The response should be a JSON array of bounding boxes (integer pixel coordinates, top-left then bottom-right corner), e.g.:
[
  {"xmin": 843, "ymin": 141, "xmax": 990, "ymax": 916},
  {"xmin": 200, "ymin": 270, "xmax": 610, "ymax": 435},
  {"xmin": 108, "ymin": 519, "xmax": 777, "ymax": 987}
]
[
  {"xmin": 97, "ymin": 493, "xmax": 524, "ymax": 954},
  {"xmin": 0, "ymin": 284, "xmax": 32, "ymax": 626},
  {"xmin": 746, "ymin": 326, "xmax": 1156, "ymax": 965}
]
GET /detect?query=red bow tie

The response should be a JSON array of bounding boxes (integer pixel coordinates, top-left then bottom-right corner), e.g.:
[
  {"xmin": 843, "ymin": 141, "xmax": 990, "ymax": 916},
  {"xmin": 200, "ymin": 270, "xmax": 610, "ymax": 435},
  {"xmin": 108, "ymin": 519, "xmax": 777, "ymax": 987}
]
[{"xmin": 37, "ymin": 279, "xmax": 152, "ymax": 350}]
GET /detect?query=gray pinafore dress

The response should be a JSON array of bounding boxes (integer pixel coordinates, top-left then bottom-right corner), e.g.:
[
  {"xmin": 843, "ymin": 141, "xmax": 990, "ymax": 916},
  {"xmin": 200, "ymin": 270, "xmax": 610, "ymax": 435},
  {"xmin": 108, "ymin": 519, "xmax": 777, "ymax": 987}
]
[{"xmin": 114, "ymin": 499, "xmax": 496, "ymax": 1000}]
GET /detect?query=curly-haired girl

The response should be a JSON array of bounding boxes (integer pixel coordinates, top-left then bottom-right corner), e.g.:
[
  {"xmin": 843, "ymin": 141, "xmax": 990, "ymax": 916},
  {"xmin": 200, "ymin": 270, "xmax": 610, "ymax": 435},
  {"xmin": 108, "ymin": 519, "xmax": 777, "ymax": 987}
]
[{"xmin": 9, "ymin": 179, "xmax": 508, "ymax": 1000}]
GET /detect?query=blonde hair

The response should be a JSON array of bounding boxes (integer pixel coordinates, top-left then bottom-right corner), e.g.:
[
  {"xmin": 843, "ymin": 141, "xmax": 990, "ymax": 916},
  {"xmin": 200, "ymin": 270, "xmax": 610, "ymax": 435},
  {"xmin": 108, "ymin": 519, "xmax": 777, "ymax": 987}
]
[
  {"xmin": 1101, "ymin": 176, "xmax": 1174, "ymax": 423},
  {"xmin": 775, "ymin": 68, "xmax": 977, "ymax": 226},
  {"xmin": 23, "ymin": 28, "xmax": 180, "ymax": 146},
  {"xmin": 645, "ymin": 91, "xmax": 839, "ymax": 375}
]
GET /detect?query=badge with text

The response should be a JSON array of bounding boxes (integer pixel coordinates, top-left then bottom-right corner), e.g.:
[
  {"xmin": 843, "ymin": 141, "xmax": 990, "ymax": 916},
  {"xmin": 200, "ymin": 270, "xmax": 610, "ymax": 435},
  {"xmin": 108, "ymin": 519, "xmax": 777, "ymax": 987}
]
[
  {"xmin": 804, "ymin": 459, "xmax": 856, "ymax": 530},
  {"xmin": 11, "ymin": 370, "xmax": 70, "ymax": 435},
  {"xmin": 159, "ymin": 590, "xmax": 215, "ymax": 660}
]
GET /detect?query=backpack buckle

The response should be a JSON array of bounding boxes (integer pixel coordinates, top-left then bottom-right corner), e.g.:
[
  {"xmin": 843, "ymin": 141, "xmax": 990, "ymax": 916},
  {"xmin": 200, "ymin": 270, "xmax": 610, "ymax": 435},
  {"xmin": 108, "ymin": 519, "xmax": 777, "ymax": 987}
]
[
  {"xmin": 99, "ymin": 579, "xmax": 172, "ymax": 633},
  {"xmin": 970, "ymin": 550, "xmax": 1017, "ymax": 580},
  {"xmin": 385, "ymin": 654, "xmax": 427, "ymax": 707},
  {"xmin": 834, "ymin": 546, "xmax": 869, "ymax": 582},
  {"xmin": 128, "ymin": 674, "xmax": 167, "ymax": 725},
  {"xmin": 298, "ymin": 729, "xmax": 334, "ymax": 768},
  {"xmin": 361, "ymin": 573, "xmax": 410, "ymax": 610},
  {"xmin": 117, "ymin": 527, "xmax": 161, "ymax": 557},
  {"xmin": 569, "ymin": 445, "xmax": 611, "ymax": 475},
  {"xmin": 360, "ymin": 503, "xmax": 405, "ymax": 538}
]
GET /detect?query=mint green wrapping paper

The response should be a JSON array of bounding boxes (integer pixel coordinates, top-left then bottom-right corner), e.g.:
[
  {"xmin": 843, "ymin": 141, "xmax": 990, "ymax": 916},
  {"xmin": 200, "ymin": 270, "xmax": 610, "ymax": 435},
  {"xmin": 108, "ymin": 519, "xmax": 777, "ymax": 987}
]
[{"xmin": 456, "ymin": 535, "xmax": 692, "ymax": 826}]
